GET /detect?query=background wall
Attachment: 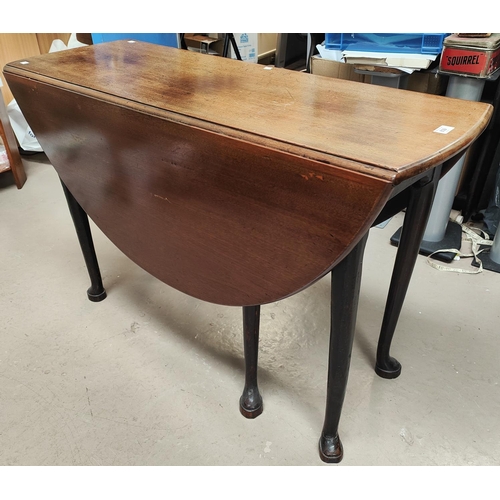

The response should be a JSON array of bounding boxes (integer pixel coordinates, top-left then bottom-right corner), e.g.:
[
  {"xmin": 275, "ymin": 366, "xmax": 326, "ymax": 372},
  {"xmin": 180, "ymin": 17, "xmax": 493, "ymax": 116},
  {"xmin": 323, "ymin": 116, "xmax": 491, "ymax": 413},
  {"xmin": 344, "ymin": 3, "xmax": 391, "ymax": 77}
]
[{"xmin": 0, "ymin": 33, "xmax": 71, "ymax": 105}]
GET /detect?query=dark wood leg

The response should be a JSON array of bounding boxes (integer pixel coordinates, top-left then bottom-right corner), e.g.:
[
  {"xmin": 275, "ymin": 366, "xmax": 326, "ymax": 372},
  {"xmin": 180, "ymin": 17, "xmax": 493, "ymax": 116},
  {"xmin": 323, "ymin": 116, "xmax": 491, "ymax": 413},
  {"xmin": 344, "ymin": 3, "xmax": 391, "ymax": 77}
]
[
  {"xmin": 240, "ymin": 305, "xmax": 263, "ymax": 418},
  {"xmin": 375, "ymin": 166, "xmax": 442, "ymax": 378},
  {"xmin": 319, "ymin": 233, "xmax": 368, "ymax": 463},
  {"xmin": 60, "ymin": 180, "xmax": 107, "ymax": 302}
]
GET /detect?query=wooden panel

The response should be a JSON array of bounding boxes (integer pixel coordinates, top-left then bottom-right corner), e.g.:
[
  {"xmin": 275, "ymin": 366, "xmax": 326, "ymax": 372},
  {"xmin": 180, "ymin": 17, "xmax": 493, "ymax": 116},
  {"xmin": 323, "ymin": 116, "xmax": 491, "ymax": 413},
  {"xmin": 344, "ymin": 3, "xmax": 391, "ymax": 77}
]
[
  {"xmin": 2, "ymin": 42, "xmax": 493, "ymax": 304},
  {"xmin": 0, "ymin": 88, "xmax": 26, "ymax": 187},
  {"xmin": 0, "ymin": 33, "xmax": 41, "ymax": 105},
  {"xmin": 36, "ymin": 33, "xmax": 71, "ymax": 54},
  {"xmin": 0, "ymin": 33, "xmax": 71, "ymax": 105},
  {"xmin": 6, "ymin": 73, "xmax": 391, "ymax": 305},
  {"xmin": 5, "ymin": 41, "xmax": 492, "ymax": 181}
]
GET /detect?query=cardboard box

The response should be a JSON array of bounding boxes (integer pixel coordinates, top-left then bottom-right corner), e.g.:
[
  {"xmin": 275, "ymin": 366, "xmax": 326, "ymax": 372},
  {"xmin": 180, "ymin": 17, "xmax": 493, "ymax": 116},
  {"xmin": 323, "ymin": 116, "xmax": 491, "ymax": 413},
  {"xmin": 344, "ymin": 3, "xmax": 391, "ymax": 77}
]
[
  {"xmin": 311, "ymin": 55, "xmax": 446, "ymax": 94},
  {"xmin": 439, "ymin": 33, "xmax": 500, "ymax": 78},
  {"xmin": 406, "ymin": 71, "xmax": 447, "ymax": 95},
  {"xmin": 310, "ymin": 55, "xmax": 366, "ymax": 82},
  {"xmin": 230, "ymin": 33, "xmax": 258, "ymax": 63}
]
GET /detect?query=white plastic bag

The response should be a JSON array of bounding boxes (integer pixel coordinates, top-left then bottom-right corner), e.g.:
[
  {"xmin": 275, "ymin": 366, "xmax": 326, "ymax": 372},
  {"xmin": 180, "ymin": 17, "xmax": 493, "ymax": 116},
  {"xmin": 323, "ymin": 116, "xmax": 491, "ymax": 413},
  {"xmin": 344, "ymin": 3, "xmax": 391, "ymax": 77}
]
[
  {"xmin": 7, "ymin": 99, "xmax": 43, "ymax": 152},
  {"xmin": 6, "ymin": 33, "xmax": 88, "ymax": 153}
]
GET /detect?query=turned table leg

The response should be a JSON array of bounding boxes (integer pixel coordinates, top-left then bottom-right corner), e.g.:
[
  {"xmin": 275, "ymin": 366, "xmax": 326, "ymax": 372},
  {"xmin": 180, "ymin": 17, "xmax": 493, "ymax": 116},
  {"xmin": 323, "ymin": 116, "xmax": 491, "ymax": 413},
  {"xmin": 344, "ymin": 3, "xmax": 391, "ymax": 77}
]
[
  {"xmin": 60, "ymin": 180, "xmax": 107, "ymax": 302},
  {"xmin": 319, "ymin": 233, "xmax": 368, "ymax": 463},
  {"xmin": 375, "ymin": 166, "xmax": 442, "ymax": 378},
  {"xmin": 240, "ymin": 305, "xmax": 263, "ymax": 418}
]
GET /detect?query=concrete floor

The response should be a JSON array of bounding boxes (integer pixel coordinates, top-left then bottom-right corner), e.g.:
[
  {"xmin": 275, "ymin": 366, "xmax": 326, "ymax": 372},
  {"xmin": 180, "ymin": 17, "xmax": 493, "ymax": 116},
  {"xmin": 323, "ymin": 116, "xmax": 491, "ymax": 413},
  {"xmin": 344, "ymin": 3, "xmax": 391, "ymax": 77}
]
[{"xmin": 0, "ymin": 156, "xmax": 499, "ymax": 466}]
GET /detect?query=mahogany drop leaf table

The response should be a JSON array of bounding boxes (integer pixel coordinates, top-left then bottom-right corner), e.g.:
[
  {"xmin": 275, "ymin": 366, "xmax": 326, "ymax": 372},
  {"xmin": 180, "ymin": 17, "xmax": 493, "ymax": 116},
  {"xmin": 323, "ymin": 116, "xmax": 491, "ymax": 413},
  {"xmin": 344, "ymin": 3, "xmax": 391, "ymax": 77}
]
[{"xmin": 4, "ymin": 40, "xmax": 492, "ymax": 463}]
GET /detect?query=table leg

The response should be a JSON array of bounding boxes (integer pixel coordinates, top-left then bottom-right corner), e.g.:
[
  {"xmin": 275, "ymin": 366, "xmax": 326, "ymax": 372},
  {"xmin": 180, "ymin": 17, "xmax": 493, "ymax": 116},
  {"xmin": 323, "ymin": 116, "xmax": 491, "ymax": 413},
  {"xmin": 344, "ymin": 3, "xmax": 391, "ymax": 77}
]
[
  {"xmin": 375, "ymin": 167, "xmax": 442, "ymax": 378},
  {"xmin": 60, "ymin": 179, "xmax": 107, "ymax": 302},
  {"xmin": 239, "ymin": 305, "xmax": 263, "ymax": 418},
  {"xmin": 319, "ymin": 233, "xmax": 368, "ymax": 463}
]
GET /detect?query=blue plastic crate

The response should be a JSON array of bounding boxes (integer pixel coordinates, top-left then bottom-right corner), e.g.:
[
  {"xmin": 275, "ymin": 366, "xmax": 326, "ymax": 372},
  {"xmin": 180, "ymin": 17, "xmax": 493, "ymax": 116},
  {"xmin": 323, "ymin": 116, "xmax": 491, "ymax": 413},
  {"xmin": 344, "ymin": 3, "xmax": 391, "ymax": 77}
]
[
  {"xmin": 91, "ymin": 33, "xmax": 179, "ymax": 48},
  {"xmin": 325, "ymin": 33, "xmax": 448, "ymax": 55}
]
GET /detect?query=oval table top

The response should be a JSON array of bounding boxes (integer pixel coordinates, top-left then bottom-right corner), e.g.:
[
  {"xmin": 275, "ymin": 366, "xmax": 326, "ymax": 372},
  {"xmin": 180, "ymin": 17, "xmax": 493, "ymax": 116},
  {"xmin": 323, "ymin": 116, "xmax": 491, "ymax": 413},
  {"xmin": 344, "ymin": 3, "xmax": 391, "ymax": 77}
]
[{"xmin": 3, "ymin": 41, "xmax": 493, "ymax": 305}]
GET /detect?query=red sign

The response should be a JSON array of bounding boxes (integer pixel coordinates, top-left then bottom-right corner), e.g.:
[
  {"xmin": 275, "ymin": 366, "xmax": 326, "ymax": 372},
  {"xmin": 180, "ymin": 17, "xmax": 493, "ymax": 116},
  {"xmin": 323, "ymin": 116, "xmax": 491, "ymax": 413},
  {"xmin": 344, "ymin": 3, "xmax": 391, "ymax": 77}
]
[
  {"xmin": 440, "ymin": 46, "xmax": 500, "ymax": 77},
  {"xmin": 441, "ymin": 48, "xmax": 486, "ymax": 74}
]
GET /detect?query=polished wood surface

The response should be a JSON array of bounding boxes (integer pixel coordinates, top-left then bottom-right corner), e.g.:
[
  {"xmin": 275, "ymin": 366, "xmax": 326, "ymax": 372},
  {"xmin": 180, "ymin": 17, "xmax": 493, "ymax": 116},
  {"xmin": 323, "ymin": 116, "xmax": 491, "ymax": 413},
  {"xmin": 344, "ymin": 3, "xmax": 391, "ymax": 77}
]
[
  {"xmin": 3, "ymin": 40, "xmax": 493, "ymax": 463},
  {"xmin": 3, "ymin": 72, "xmax": 390, "ymax": 305},
  {"xmin": 3, "ymin": 41, "xmax": 492, "ymax": 306},
  {"xmin": 4, "ymin": 40, "xmax": 491, "ymax": 180}
]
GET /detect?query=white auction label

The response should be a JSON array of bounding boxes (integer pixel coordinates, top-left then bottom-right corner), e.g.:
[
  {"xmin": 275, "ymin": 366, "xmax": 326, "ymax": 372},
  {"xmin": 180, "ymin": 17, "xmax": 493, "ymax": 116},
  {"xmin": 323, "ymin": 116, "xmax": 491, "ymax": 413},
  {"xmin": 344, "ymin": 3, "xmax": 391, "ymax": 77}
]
[{"xmin": 434, "ymin": 125, "xmax": 455, "ymax": 134}]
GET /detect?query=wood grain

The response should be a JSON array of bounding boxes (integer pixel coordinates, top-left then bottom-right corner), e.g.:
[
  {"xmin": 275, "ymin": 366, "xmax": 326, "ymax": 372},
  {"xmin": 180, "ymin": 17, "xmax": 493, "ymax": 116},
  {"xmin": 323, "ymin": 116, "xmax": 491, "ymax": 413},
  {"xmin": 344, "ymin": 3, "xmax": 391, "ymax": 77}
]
[
  {"xmin": 3, "ymin": 41, "xmax": 492, "ymax": 305},
  {"xmin": 36, "ymin": 33, "xmax": 71, "ymax": 54},
  {"xmin": 0, "ymin": 33, "xmax": 40, "ymax": 105},
  {"xmin": 4, "ymin": 40, "xmax": 492, "ymax": 182},
  {"xmin": 5, "ymin": 72, "xmax": 390, "ymax": 305},
  {"xmin": 0, "ymin": 87, "xmax": 26, "ymax": 187},
  {"xmin": 0, "ymin": 33, "xmax": 71, "ymax": 105}
]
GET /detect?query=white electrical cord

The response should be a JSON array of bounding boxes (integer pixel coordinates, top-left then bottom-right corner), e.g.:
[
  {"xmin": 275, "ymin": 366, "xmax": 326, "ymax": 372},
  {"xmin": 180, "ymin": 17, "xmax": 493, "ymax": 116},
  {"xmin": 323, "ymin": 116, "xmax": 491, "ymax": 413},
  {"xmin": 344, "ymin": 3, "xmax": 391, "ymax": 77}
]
[{"xmin": 426, "ymin": 221, "xmax": 493, "ymax": 274}]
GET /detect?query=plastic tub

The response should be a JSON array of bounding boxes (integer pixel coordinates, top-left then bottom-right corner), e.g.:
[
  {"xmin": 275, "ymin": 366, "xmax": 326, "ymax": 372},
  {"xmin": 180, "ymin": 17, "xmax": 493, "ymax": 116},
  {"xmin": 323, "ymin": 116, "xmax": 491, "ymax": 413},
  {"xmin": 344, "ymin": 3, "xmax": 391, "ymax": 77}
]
[{"xmin": 325, "ymin": 33, "xmax": 448, "ymax": 55}]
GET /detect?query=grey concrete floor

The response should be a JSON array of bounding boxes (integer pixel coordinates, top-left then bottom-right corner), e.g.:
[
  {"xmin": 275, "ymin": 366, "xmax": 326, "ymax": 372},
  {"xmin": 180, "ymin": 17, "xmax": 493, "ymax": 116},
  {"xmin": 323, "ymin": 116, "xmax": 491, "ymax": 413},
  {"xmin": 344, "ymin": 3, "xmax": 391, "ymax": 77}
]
[{"xmin": 0, "ymin": 156, "xmax": 499, "ymax": 466}]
